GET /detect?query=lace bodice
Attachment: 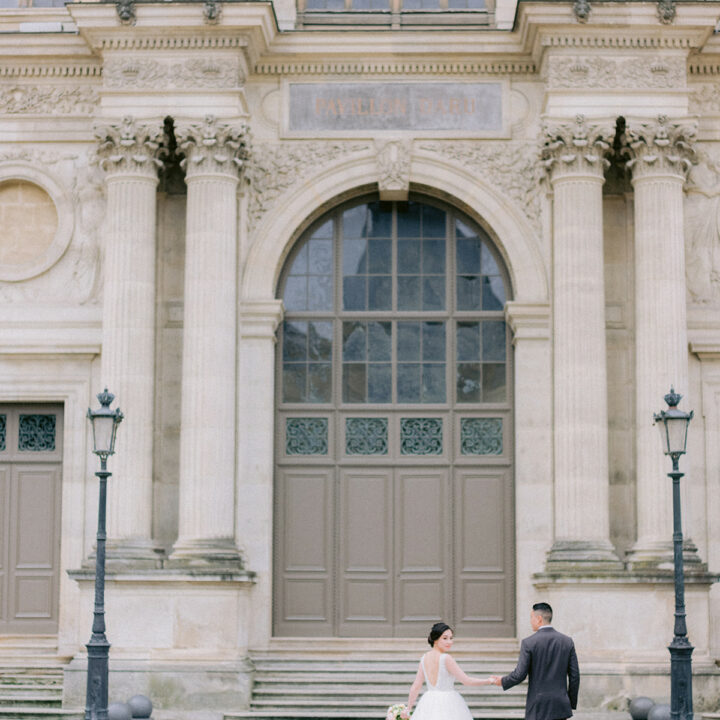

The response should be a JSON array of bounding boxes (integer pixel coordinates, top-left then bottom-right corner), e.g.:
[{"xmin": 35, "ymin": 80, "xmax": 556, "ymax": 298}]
[{"xmin": 421, "ymin": 653, "xmax": 456, "ymax": 692}]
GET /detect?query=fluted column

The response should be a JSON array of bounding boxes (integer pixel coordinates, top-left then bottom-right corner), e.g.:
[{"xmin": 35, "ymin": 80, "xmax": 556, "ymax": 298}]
[
  {"xmin": 624, "ymin": 116, "xmax": 700, "ymax": 570},
  {"xmin": 170, "ymin": 116, "xmax": 249, "ymax": 565},
  {"xmin": 95, "ymin": 116, "xmax": 162, "ymax": 565},
  {"xmin": 542, "ymin": 116, "xmax": 623, "ymax": 572}
]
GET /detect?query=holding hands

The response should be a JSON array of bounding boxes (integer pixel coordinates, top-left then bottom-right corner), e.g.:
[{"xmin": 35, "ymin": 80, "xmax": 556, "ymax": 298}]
[{"xmin": 488, "ymin": 675, "xmax": 503, "ymax": 686}]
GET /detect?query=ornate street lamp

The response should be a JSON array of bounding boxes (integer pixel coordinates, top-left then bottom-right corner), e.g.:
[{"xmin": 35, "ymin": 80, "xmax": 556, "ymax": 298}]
[
  {"xmin": 654, "ymin": 387, "xmax": 694, "ymax": 720},
  {"xmin": 85, "ymin": 389, "xmax": 123, "ymax": 720}
]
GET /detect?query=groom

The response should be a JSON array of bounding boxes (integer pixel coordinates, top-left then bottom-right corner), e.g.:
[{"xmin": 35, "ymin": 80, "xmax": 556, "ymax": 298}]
[{"xmin": 490, "ymin": 602, "xmax": 580, "ymax": 720}]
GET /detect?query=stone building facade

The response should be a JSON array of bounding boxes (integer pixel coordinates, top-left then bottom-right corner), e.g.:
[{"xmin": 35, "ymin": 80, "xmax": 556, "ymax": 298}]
[{"xmin": 2, "ymin": 0, "xmax": 720, "ymax": 715}]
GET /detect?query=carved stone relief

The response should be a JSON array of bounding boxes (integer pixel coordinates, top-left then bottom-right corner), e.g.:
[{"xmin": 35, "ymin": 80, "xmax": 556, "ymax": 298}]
[
  {"xmin": 689, "ymin": 83, "xmax": 720, "ymax": 115},
  {"xmin": 245, "ymin": 141, "xmax": 371, "ymax": 233},
  {"xmin": 103, "ymin": 57, "xmax": 243, "ymax": 89},
  {"xmin": 0, "ymin": 85, "xmax": 99, "ymax": 115},
  {"xmin": 540, "ymin": 114, "xmax": 613, "ymax": 179},
  {"xmin": 95, "ymin": 116, "xmax": 164, "ymax": 179},
  {"xmin": 416, "ymin": 140, "xmax": 543, "ymax": 235},
  {"xmin": 375, "ymin": 139, "xmax": 411, "ymax": 201},
  {"xmin": 623, "ymin": 115, "xmax": 696, "ymax": 180},
  {"xmin": 176, "ymin": 115, "xmax": 250, "ymax": 178},
  {"xmin": 545, "ymin": 55, "xmax": 685, "ymax": 90},
  {"xmin": 685, "ymin": 145, "xmax": 720, "ymax": 306}
]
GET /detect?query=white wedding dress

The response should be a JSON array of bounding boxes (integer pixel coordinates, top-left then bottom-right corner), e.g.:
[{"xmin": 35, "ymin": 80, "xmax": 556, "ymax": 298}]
[{"xmin": 410, "ymin": 652, "xmax": 474, "ymax": 720}]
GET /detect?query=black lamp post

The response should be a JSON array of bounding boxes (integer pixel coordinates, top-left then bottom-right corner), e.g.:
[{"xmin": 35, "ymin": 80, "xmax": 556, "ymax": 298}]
[
  {"xmin": 654, "ymin": 387, "xmax": 694, "ymax": 720},
  {"xmin": 85, "ymin": 389, "xmax": 123, "ymax": 720}
]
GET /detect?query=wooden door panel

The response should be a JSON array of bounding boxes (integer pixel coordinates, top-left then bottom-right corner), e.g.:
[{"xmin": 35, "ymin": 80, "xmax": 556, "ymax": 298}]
[
  {"xmin": 338, "ymin": 468, "xmax": 392, "ymax": 636},
  {"xmin": 274, "ymin": 468, "xmax": 334, "ymax": 636},
  {"xmin": 0, "ymin": 465, "xmax": 8, "ymax": 624},
  {"xmin": 453, "ymin": 468, "xmax": 514, "ymax": 637}
]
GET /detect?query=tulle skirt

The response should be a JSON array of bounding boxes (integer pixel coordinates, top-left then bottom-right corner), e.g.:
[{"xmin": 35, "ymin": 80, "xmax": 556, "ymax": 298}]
[{"xmin": 411, "ymin": 689, "xmax": 474, "ymax": 720}]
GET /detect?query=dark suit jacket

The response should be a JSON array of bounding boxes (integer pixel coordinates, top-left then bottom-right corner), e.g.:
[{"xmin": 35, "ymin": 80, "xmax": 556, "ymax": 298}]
[{"xmin": 501, "ymin": 626, "xmax": 580, "ymax": 720}]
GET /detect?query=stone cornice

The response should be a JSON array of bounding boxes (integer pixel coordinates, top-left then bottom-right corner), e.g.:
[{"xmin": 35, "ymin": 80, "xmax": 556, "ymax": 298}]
[{"xmin": 0, "ymin": 63, "xmax": 101, "ymax": 80}]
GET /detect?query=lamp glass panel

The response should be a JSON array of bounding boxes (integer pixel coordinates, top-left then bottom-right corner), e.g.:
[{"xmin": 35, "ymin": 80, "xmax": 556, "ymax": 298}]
[
  {"xmin": 92, "ymin": 415, "xmax": 116, "ymax": 455},
  {"xmin": 666, "ymin": 416, "xmax": 689, "ymax": 455}
]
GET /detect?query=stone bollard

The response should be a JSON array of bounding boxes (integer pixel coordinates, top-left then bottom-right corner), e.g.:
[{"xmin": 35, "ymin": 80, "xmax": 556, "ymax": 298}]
[{"xmin": 128, "ymin": 694, "xmax": 153, "ymax": 720}]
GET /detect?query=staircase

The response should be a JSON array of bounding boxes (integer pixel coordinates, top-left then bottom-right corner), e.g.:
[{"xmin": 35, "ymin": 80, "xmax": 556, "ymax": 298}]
[
  {"xmin": 226, "ymin": 640, "xmax": 527, "ymax": 720},
  {"xmin": 0, "ymin": 667, "xmax": 80, "ymax": 720}
]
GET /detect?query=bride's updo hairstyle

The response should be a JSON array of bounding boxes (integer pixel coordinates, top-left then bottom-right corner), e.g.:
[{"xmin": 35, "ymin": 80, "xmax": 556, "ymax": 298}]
[{"xmin": 428, "ymin": 622, "xmax": 452, "ymax": 646}]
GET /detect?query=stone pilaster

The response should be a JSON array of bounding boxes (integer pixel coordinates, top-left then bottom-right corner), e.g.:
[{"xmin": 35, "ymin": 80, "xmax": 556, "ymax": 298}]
[
  {"xmin": 541, "ymin": 116, "xmax": 623, "ymax": 572},
  {"xmin": 169, "ymin": 116, "xmax": 250, "ymax": 566},
  {"xmin": 624, "ymin": 116, "xmax": 702, "ymax": 570},
  {"xmin": 95, "ymin": 116, "xmax": 163, "ymax": 566}
]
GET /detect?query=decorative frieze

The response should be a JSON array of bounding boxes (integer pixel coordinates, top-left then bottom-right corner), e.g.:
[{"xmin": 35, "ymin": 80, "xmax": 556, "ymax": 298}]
[
  {"xmin": 177, "ymin": 115, "xmax": 249, "ymax": 178},
  {"xmin": 540, "ymin": 115, "xmax": 613, "ymax": 179},
  {"xmin": 623, "ymin": 115, "xmax": 697, "ymax": 180},
  {"xmin": 375, "ymin": 139, "xmax": 411, "ymax": 201},
  {"xmin": 95, "ymin": 116, "xmax": 163, "ymax": 179},
  {"xmin": 689, "ymin": 83, "xmax": 720, "ymax": 114},
  {"xmin": 103, "ymin": 57, "xmax": 243, "ymax": 89},
  {"xmin": 545, "ymin": 55, "xmax": 684, "ymax": 90},
  {"xmin": 0, "ymin": 85, "xmax": 99, "ymax": 116},
  {"xmin": 245, "ymin": 141, "xmax": 371, "ymax": 232}
]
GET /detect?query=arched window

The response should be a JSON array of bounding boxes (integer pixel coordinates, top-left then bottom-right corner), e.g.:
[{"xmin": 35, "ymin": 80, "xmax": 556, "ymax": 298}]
[{"xmin": 274, "ymin": 195, "xmax": 515, "ymax": 637}]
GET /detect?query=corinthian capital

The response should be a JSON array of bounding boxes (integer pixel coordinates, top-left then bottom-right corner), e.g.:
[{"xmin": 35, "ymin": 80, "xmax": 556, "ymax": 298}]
[
  {"xmin": 177, "ymin": 115, "xmax": 250, "ymax": 179},
  {"xmin": 623, "ymin": 115, "xmax": 696, "ymax": 181},
  {"xmin": 540, "ymin": 114, "xmax": 613, "ymax": 180},
  {"xmin": 95, "ymin": 116, "xmax": 163, "ymax": 179}
]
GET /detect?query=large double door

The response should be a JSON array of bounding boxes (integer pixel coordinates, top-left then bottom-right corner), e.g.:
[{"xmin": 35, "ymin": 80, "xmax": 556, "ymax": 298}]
[
  {"xmin": 273, "ymin": 197, "xmax": 515, "ymax": 637},
  {"xmin": 0, "ymin": 404, "xmax": 63, "ymax": 634}
]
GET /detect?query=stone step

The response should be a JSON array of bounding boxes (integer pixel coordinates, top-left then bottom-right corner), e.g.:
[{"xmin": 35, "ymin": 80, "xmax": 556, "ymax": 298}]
[
  {"xmin": 248, "ymin": 698, "xmax": 524, "ymax": 710},
  {"xmin": 250, "ymin": 686, "xmax": 524, "ymax": 703},
  {"xmin": 0, "ymin": 709, "xmax": 82, "ymax": 720},
  {"xmin": 0, "ymin": 689, "xmax": 61, "ymax": 698},
  {"xmin": 228, "ymin": 711, "xmax": 526, "ymax": 720},
  {"xmin": 0, "ymin": 698, "xmax": 62, "ymax": 708}
]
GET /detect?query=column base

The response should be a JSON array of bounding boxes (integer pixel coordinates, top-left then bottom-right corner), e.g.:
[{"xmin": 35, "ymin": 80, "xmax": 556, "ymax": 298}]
[
  {"xmin": 544, "ymin": 540, "xmax": 625, "ymax": 574},
  {"xmin": 168, "ymin": 538, "xmax": 246, "ymax": 570},
  {"xmin": 84, "ymin": 539, "xmax": 165, "ymax": 571},
  {"xmin": 625, "ymin": 538, "xmax": 706, "ymax": 574}
]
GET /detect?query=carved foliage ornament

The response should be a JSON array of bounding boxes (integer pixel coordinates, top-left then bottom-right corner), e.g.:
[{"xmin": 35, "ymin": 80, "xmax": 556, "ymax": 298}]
[
  {"xmin": 540, "ymin": 115, "xmax": 613, "ymax": 179},
  {"xmin": 0, "ymin": 85, "xmax": 98, "ymax": 116},
  {"xmin": 623, "ymin": 115, "xmax": 697, "ymax": 180},
  {"xmin": 94, "ymin": 116, "xmax": 163, "ymax": 178},
  {"xmin": 177, "ymin": 115, "xmax": 249, "ymax": 178},
  {"xmin": 103, "ymin": 58, "xmax": 243, "ymax": 90},
  {"xmin": 375, "ymin": 139, "xmax": 411, "ymax": 201}
]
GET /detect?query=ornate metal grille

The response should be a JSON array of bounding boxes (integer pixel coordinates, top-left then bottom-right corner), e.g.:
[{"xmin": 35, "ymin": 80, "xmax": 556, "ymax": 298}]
[
  {"xmin": 345, "ymin": 417, "xmax": 388, "ymax": 455},
  {"xmin": 400, "ymin": 417, "xmax": 443, "ymax": 455},
  {"xmin": 286, "ymin": 417, "xmax": 329, "ymax": 455},
  {"xmin": 460, "ymin": 417, "xmax": 503, "ymax": 455},
  {"xmin": 18, "ymin": 414, "xmax": 56, "ymax": 452}
]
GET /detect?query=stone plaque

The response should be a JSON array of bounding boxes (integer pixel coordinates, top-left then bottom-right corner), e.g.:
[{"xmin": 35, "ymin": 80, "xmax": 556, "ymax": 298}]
[{"xmin": 287, "ymin": 82, "xmax": 504, "ymax": 135}]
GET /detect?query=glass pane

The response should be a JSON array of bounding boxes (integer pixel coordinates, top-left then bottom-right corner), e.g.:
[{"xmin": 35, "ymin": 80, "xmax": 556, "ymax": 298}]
[
  {"xmin": 482, "ymin": 321, "xmax": 506, "ymax": 362},
  {"xmin": 368, "ymin": 364, "xmax": 392, "ymax": 403},
  {"xmin": 368, "ymin": 239, "xmax": 391, "ymax": 274},
  {"xmin": 423, "ymin": 364, "xmax": 446, "ymax": 403},
  {"xmin": 481, "ymin": 243, "xmax": 500, "ymax": 274},
  {"xmin": 283, "ymin": 276, "xmax": 307, "ymax": 311},
  {"xmin": 368, "ymin": 202, "xmax": 392, "ymax": 237},
  {"xmin": 457, "ymin": 322, "xmax": 480, "ymax": 362},
  {"xmin": 482, "ymin": 275, "xmax": 506, "ymax": 310},
  {"xmin": 398, "ymin": 276, "xmax": 420, "ymax": 311},
  {"xmin": 423, "ymin": 322, "xmax": 445, "ymax": 361},
  {"xmin": 422, "ymin": 276, "xmax": 445, "ymax": 311},
  {"xmin": 457, "ymin": 363, "xmax": 481, "ymax": 403},
  {"xmin": 456, "ymin": 237, "xmax": 481, "ymax": 274},
  {"xmin": 397, "ymin": 203, "xmax": 421, "ymax": 238},
  {"xmin": 308, "ymin": 275, "xmax": 333, "ymax": 311},
  {"xmin": 0, "ymin": 415, "xmax": 5, "ymax": 452},
  {"xmin": 309, "ymin": 322, "xmax": 333, "ymax": 361},
  {"xmin": 343, "ymin": 321, "xmax": 366, "ymax": 361},
  {"xmin": 346, "ymin": 418, "xmax": 388, "ymax": 455},
  {"xmin": 18, "ymin": 415, "xmax": 56, "ymax": 452},
  {"xmin": 368, "ymin": 276, "xmax": 392, "ymax": 310},
  {"xmin": 286, "ymin": 418, "xmax": 328, "ymax": 455},
  {"xmin": 343, "ymin": 236, "xmax": 367, "ymax": 275},
  {"xmin": 422, "ymin": 205, "xmax": 446, "ymax": 238},
  {"xmin": 283, "ymin": 365, "xmax": 307, "ymax": 402},
  {"xmin": 398, "ymin": 239, "xmax": 421, "ymax": 273},
  {"xmin": 289, "ymin": 243, "xmax": 309, "ymax": 274},
  {"xmin": 343, "ymin": 363, "xmax": 366, "ymax": 403},
  {"xmin": 368, "ymin": 322, "xmax": 392, "ymax": 361},
  {"xmin": 309, "ymin": 238, "xmax": 333, "ymax": 274},
  {"xmin": 398, "ymin": 322, "xmax": 420, "ymax": 361},
  {"xmin": 343, "ymin": 205, "xmax": 368, "ymax": 237},
  {"xmin": 398, "ymin": 363, "xmax": 421, "ymax": 403},
  {"xmin": 309, "ymin": 364, "xmax": 332, "ymax": 403},
  {"xmin": 283, "ymin": 321, "xmax": 307, "ymax": 361},
  {"xmin": 343, "ymin": 276, "xmax": 366, "ymax": 311},
  {"xmin": 448, "ymin": 0, "xmax": 485, "ymax": 8},
  {"xmin": 457, "ymin": 275, "xmax": 480, "ymax": 311},
  {"xmin": 423, "ymin": 240, "xmax": 445, "ymax": 273},
  {"xmin": 483, "ymin": 363, "xmax": 506, "ymax": 402}
]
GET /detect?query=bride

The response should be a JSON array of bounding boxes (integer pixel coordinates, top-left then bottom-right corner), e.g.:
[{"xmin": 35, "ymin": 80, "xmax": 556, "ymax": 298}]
[{"xmin": 400, "ymin": 622, "xmax": 492, "ymax": 720}]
